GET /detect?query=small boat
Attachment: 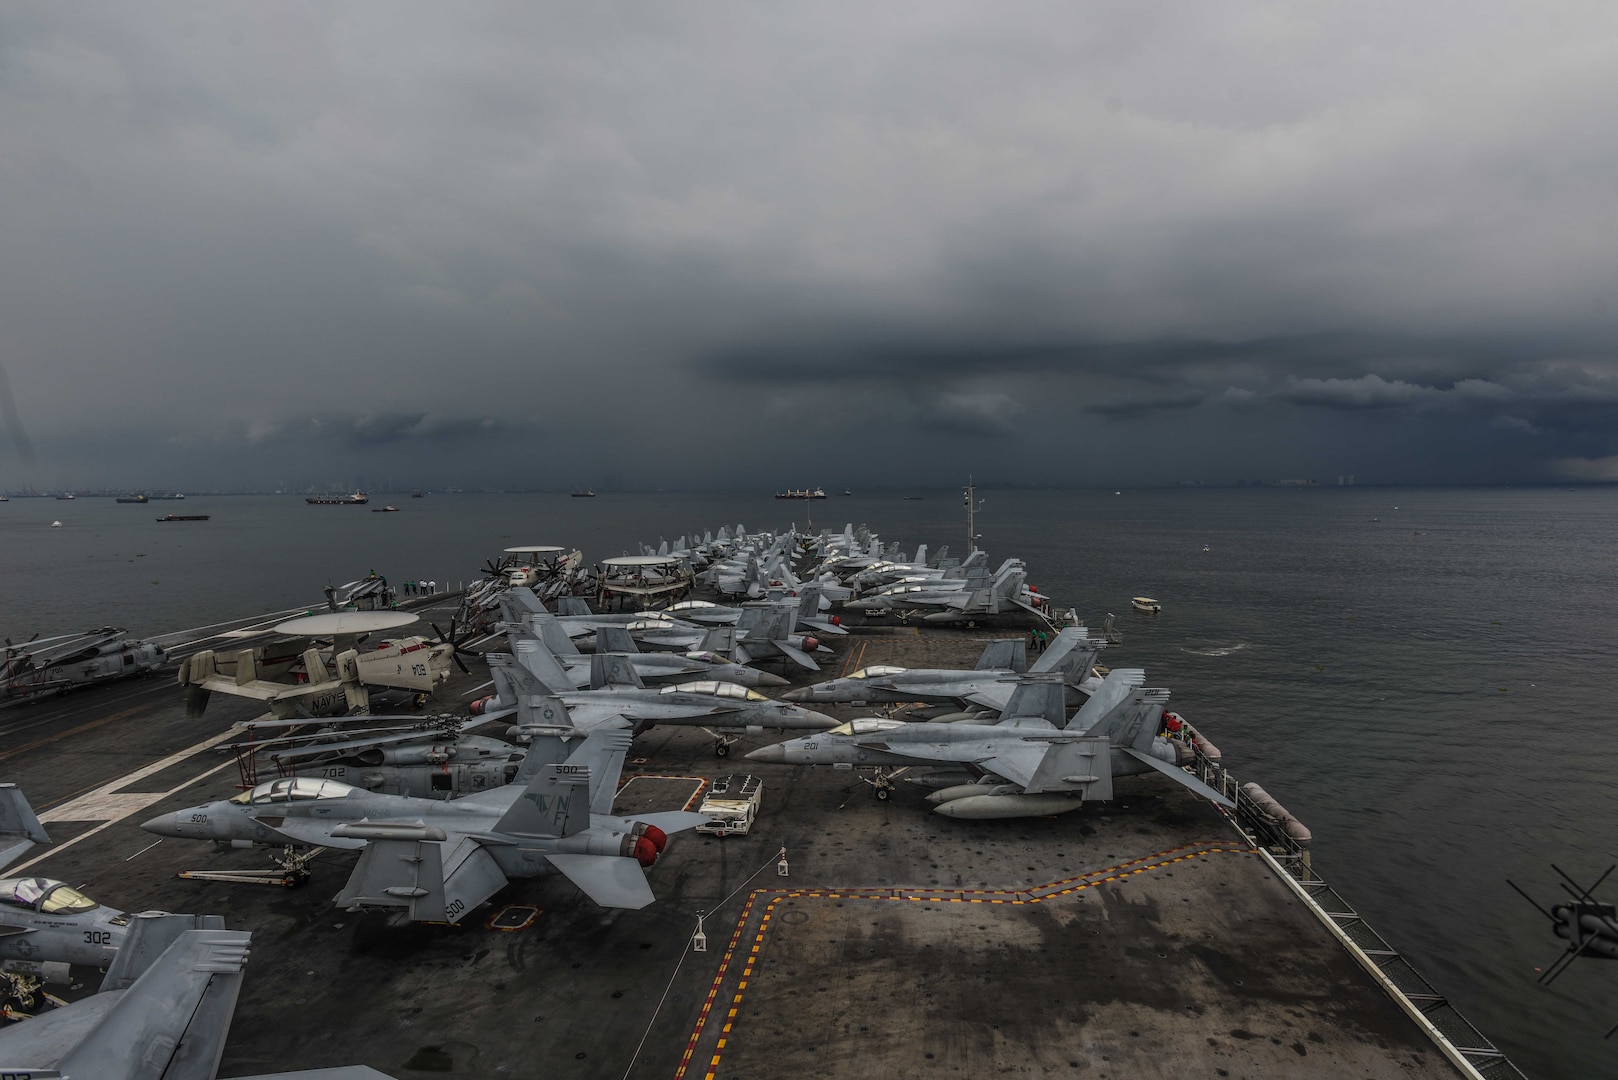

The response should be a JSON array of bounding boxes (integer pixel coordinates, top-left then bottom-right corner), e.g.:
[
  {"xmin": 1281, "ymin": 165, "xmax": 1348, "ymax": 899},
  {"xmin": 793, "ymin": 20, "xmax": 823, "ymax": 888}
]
[
  {"xmin": 1132, "ymin": 596, "xmax": 1162, "ymax": 613},
  {"xmin": 306, "ymin": 493, "xmax": 369, "ymax": 505},
  {"xmin": 840, "ymin": 489, "xmax": 853, "ymax": 496},
  {"xmin": 157, "ymin": 514, "xmax": 210, "ymax": 522},
  {"xmin": 50, "ymin": 520, "xmax": 62, "ymax": 528},
  {"xmin": 571, "ymin": 489, "xmax": 596, "ymax": 498},
  {"xmin": 116, "ymin": 493, "xmax": 149, "ymax": 503},
  {"xmin": 1201, "ymin": 544, "xmax": 1211, "ymax": 553},
  {"xmin": 55, "ymin": 493, "xmax": 75, "ymax": 501},
  {"xmin": 411, "ymin": 492, "xmax": 425, "ymax": 498},
  {"xmin": 902, "ymin": 496, "xmax": 923, "ymax": 501},
  {"xmin": 371, "ymin": 505, "xmax": 400, "ymax": 513}
]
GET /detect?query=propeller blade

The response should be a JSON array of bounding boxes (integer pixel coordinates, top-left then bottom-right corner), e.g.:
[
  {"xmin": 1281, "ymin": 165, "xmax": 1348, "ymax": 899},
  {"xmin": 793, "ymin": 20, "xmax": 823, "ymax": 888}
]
[{"xmin": 453, "ymin": 653, "xmax": 471, "ymax": 676}]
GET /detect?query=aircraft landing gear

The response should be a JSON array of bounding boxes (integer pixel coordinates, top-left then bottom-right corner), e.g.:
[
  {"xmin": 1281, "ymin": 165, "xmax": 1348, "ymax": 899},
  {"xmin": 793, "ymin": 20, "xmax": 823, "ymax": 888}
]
[
  {"xmin": 712, "ymin": 734, "xmax": 739, "ymax": 758},
  {"xmin": 860, "ymin": 768, "xmax": 904, "ymax": 800}
]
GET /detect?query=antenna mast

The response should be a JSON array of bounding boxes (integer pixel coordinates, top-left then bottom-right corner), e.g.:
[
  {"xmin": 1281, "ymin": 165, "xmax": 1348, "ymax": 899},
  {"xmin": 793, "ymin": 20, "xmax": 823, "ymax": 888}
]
[{"xmin": 964, "ymin": 477, "xmax": 985, "ymax": 553}]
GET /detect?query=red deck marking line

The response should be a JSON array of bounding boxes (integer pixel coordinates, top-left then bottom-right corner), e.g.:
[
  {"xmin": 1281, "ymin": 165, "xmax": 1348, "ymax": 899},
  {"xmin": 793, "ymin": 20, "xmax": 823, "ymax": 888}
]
[{"xmin": 674, "ymin": 888, "xmax": 764, "ymax": 1080}]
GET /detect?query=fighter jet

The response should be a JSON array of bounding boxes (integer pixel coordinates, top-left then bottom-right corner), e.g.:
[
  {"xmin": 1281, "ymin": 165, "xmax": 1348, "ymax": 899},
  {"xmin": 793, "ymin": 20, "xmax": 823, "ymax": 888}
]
[
  {"xmin": 748, "ymin": 669, "xmax": 1234, "ymax": 818},
  {"xmin": 144, "ymin": 718, "xmax": 709, "ymax": 919},
  {"xmin": 475, "ymin": 641, "xmax": 836, "ymax": 755},
  {"xmin": 0, "ymin": 911, "xmax": 397, "ymax": 1079},
  {"xmin": 782, "ymin": 626, "xmax": 1100, "ymax": 712},
  {"xmin": 511, "ymin": 610, "xmax": 788, "ymax": 689},
  {"xmin": 2, "ymin": 627, "xmax": 166, "ymax": 701},
  {"xmin": 0, "ymin": 788, "xmax": 220, "ymax": 1001}
]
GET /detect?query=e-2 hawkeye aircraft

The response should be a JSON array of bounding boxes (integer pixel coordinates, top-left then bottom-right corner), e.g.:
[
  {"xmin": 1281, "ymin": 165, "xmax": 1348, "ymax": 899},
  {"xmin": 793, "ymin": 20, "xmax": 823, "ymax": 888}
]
[
  {"xmin": 144, "ymin": 717, "xmax": 709, "ymax": 920},
  {"xmin": 176, "ymin": 610, "xmax": 465, "ymax": 721}
]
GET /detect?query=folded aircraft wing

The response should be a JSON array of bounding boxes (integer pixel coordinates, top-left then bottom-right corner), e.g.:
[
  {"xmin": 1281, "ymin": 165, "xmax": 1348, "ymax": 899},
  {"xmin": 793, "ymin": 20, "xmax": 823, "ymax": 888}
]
[
  {"xmin": 1121, "ymin": 748, "xmax": 1235, "ymax": 808},
  {"xmin": 546, "ymin": 853, "xmax": 657, "ymax": 909},
  {"xmin": 977, "ymin": 742, "xmax": 1047, "ymax": 788},
  {"xmin": 962, "ymin": 684, "xmax": 1016, "ymax": 711}
]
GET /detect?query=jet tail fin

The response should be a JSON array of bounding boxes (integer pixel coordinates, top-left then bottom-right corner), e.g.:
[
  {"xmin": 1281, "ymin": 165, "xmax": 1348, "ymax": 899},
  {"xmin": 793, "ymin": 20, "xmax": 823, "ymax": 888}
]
[
  {"xmin": 589, "ymin": 652, "xmax": 644, "ymax": 689},
  {"xmin": 0, "ymin": 784, "xmax": 49, "ymax": 873},
  {"xmin": 974, "ymin": 638, "xmax": 1027, "ymax": 672},
  {"xmin": 511, "ymin": 639, "xmax": 575, "ymax": 693},
  {"xmin": 594, "ymin": 626, "xmax": 640, "ymax": 655},
  {"xmin": 1028, "ymin": 627, "xmax": 1099, "ymax": 681},
  {"xmin": 1066, "ymin": 669, "xmax": 1146, "ymax": 732},
  {"xmin": 555, "ymin": 596, "xmax": 592, "ymax": 617},
  {"xmin": 527, "ymin": 609, "xmax": 580, "ymax": 657},
  {"xmin": 55, "ymin": 924, "xmax": 250, "ymax": 1080},
  {"xmin": 493, "ymin": 760, "xmax": 593, "ymax": 837},
  {"xmin": 997, "ymin": 674, "xmax": 1066, "ymax": 725}
]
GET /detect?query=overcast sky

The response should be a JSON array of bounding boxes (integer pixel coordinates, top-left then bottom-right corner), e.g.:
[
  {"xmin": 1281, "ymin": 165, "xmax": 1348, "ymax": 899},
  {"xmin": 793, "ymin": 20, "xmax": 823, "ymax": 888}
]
[{"xmin": 3, "ymin": 2, "xmax": 1617, "ymax": 490}]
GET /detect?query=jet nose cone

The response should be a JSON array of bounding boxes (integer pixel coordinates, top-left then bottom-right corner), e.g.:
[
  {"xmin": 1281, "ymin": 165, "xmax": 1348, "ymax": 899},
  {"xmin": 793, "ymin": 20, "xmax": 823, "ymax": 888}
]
[
  {"xmin": 804, "ymin": 710, "xmax": 838, "ymax": 729},
  {"xmin": 140, "ymin": 811, "xmax": 183, "ymax": 837},
  {"xmin": 758, "ymin": 672, "xmax": 790, "ymax": 688},
  {"xmin": 745, "ymin": 744, "xmax": 788, "ymax": 764},
  {"xmin": 780, "ymin": 686, "xmax": 811, "ymax": 702}
]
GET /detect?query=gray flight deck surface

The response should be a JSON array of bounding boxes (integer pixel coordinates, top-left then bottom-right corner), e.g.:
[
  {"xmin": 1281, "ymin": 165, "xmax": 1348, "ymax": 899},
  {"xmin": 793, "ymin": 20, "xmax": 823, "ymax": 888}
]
[{"xmin": 0, "ymin": 597, "xmax": 1463, "ymax": 1079}]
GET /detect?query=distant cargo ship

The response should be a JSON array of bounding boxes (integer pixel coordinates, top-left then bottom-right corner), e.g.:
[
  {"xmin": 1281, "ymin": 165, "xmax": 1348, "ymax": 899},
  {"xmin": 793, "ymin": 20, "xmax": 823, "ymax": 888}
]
[
  {"xmin": 571, "ymin": 489, "xmax": 596, "ymax": 498},
  {"xmin": 775, "ymin": 487, "xmax": 827, "ymax": 500},
  {"xmin": 157, "ymin": 514, "xmax": 210, "ymax": 522},
  {"xmin": 306, "ymin": 493, "xmax": 369, "ymax": 505},
  {"xmin": 116, "ymin": 493, "xmax": 149, "ymax": 503}
]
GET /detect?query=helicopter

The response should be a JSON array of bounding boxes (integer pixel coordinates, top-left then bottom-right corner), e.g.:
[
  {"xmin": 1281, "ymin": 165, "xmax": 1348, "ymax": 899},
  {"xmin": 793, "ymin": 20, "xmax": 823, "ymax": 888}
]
[{"xmin": 2, "ymin": 627, "xmax": 166, "ymax": 702}]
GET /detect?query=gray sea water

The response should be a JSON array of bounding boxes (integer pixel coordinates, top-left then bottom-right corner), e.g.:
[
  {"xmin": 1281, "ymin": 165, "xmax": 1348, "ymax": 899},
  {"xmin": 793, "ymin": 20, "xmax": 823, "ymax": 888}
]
[{"xmin": 3, "ymin": 487, "xmax": 1614, "ymax": 1080}]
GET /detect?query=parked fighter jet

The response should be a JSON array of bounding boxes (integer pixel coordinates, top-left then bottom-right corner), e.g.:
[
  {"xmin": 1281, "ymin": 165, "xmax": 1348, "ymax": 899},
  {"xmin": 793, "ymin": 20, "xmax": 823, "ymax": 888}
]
[
  {"xmin": 476, "ymin": 642, "xmax": 835, "ymax": 755},
  {"xmin": 2, "ymin": 627, "xmax": 166, "ymax": 701},
  {"xmin": 748, "ymin": 670, "xmax": 1234, "ymax": 818},
  {"xmin": 145, "ymin": 719, "xmax": 711, "ymax": 918},
  {"xmin": 0, "ymin": 788, "xmax": 198, "ymax": 995},
  {"xmin": 177, "ymin": 611, "xmax": 462, "ymax": 721},
  {"xmin": 0, "ymin": 910, "xmax": 398, "ymax": 1079},
  {"xmin": 782, "ymin": 626, "xmax": 1099, "ymax": 712},
  {"xmin": 513, "ymin": 609, "xmax": 788, "ymax": 689}
]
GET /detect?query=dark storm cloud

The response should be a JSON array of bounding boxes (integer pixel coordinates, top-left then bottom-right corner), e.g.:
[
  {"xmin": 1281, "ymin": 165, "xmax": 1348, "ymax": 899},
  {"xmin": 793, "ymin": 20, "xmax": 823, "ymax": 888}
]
[
  {"xmin": 1085, "ymin": 389, "xmax": 1204, "ymax": 416},
  {"xmin": 3, "ymin": 2, "xmax": 1618, "ymax": 488}
]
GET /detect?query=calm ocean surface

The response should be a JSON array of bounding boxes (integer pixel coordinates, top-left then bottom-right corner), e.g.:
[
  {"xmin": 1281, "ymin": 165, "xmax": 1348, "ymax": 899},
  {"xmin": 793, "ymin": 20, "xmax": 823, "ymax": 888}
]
[{"xmin": 3, "ymin": 487, "xmax": 1613, "ymax": 1079}]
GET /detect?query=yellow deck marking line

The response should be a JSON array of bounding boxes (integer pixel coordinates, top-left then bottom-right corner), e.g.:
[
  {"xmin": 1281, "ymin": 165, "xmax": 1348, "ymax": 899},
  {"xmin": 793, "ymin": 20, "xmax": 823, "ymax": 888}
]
[{"xmin": 680, "ymin": 840, "xmax": 1252, "ymax": 1080}]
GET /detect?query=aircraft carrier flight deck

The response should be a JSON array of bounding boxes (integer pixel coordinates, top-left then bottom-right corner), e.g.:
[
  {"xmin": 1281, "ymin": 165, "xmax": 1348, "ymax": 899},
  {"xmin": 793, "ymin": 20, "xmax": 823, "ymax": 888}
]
[{"xmin": 0, "ymin": 591, "xmax": 1500, "ymax": 1079}]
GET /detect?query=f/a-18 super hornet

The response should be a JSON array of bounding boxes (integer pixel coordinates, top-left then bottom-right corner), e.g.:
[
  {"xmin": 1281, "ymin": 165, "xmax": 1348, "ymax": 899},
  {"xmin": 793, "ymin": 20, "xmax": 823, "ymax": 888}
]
[
  {"xmin": 748, "ymin": 669, "xmax": 1234, "ymax": 818},
  {"xmin": 474, "ymin": 641, "xmax": 836, "ymax": 755},
  {"xmin": 2, "ymin": 627, "xmax": 167, "ymax": 701},
  {"xmin": 782, "ymin": 626, "xmax": 1100, "ymax": 713},
  {"xmin": 512, "ymin": 607, "xmax": 788, "ymax": 689},
  {"xmin": 0, "ymin": 910, "xmax": 398, "ymax": 1080},
  {"xmin": 176, "ymin": 611, "xmax": 466, "ymax": 721},
  {"xmin": 144, "ymin": 718, "xmax": 710, "ymax": 919},
  {"xmin": 844, "ymin": 557, "xmax": 1051, "ymax": 625},
  {"xmin": 0, "ymin": 787, "xmax": 215, "ymax": 1002}
]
